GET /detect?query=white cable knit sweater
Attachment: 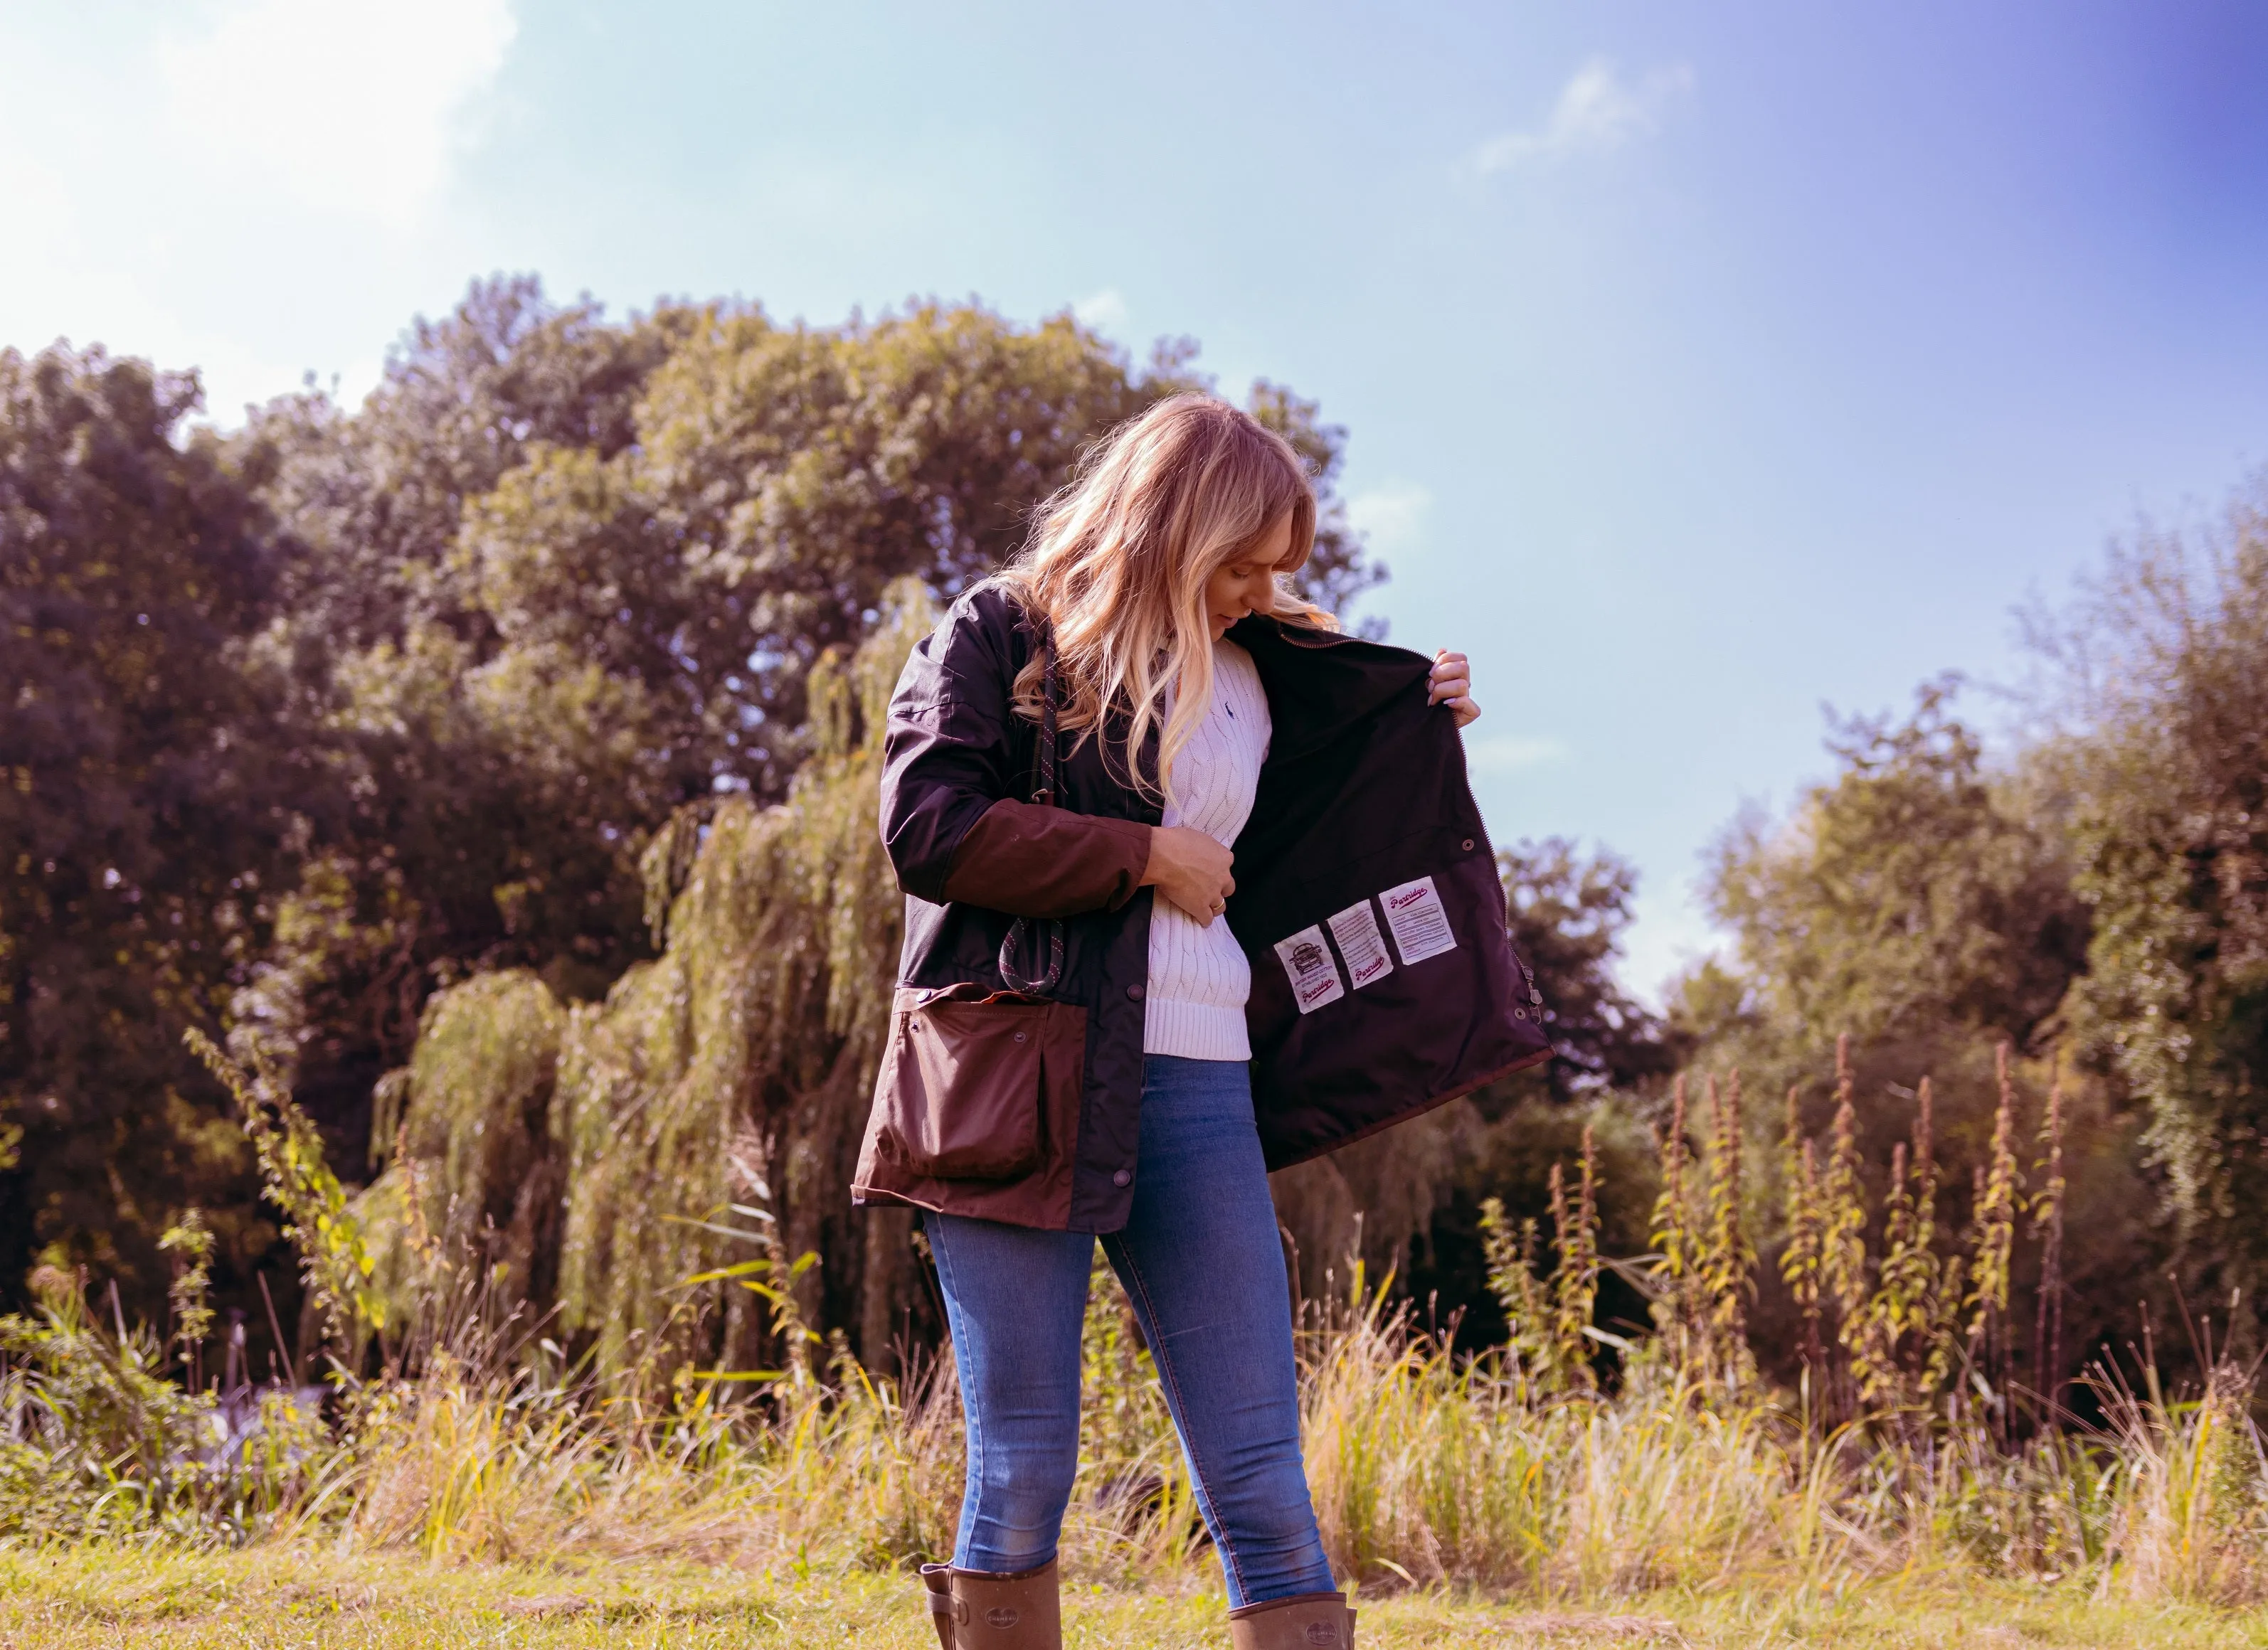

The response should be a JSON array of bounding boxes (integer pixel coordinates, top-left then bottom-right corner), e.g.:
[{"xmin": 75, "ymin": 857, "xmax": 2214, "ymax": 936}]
[{"xmin": 1143, "ymin": 639, "xmax": 1271, "ymax": 1060}]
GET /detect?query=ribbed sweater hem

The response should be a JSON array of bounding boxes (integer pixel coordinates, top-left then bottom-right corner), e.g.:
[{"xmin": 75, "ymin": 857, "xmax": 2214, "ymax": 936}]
[{"xmin": 1141, "ymin": 997, "xmax": 1251, "ymax": 1061}]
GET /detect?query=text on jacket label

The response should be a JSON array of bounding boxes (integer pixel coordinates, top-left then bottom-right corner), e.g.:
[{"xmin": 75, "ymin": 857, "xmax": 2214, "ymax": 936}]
[
  {"xmin": 1380, "ymin": 875, "xmax": 1458, "ymax": 965},
  {"xmin": 1326, "ymin": 899, "xmax": 1395, "ymax": 989}
]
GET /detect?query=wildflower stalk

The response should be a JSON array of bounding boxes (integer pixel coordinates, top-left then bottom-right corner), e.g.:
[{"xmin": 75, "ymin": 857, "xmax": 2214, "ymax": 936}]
[
  {"xmin": 1700, "ymin": 1073, "xmax": 1755, "ymax": 1383},
  {"xmin": 1480, "ymin": 1198, "xmax": 1554, "ymax": 1390},
  {"xmin": 1819, "ymin": 1035, "xmax": 1869, "ymax": 1415},
  {"xmin": 1650, "ymin": 1075, "xmax": 1700, "ymax": 1371},
  {"xmin": 1779, "ymin": 1087, "xmax": 1825, "ymax": 1390},
  {"xmin": 1549, "ymin": 1130, "xmax": 1600, "ymax": 1393},
  {"xmin": 2031, "ymin": 1072, "xmax": 2068, "ymax": 1419},
  {"xmin": 186, "ymin": 1026, "xmax": 387, "ymax": 1357},
  {"xmin": 1968, "ymin": 1046, "xmax": 2021, "ymax": 1354},
  {"xmin": 157, "ymin": 1210, "xmax": 215, "ymax": 1390}
]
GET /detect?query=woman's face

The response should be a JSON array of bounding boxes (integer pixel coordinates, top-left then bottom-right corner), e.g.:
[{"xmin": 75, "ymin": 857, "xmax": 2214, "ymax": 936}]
[{"xmin": 1204, "ymin": 513, "xmax": 1294, "ymax": 640}]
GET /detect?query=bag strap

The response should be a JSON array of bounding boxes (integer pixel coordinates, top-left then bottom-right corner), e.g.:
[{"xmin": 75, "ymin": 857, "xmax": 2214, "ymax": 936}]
[{"xmin": 997, "ymin": 631, "xmax": 1065, "ymax": 994}]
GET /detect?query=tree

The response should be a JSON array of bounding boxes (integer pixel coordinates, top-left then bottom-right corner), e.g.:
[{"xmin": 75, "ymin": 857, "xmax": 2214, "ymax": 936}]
[
  {"xmin": 1686, "ymin": 680, "xmax": 2154, "ymax": 1395},
  {"xmin": 234, "ymin": 285, "xmax": 1385, "ymax": 1186},
  {"xmin": 4, "ymin": 280, "xmax": 1387, "ymax": 1362},
  {"xmin": 1705, "ymin": 679, "xmax": 2089, "ymax": 1057},
  {"xmin": 1496, "ymin": 837, "xmax": 1687, "ymax": 1106},
  {"xmin": 238, "ymin": 274, "xmax": 689, "ymax": 661},
  {"xmin": 2038, "ymin": 481, "xmax": 2268, "ymax": 1296},
  {"xmin": 0, "ymin": 345, "xmax": 298, "ymax": 1309}
]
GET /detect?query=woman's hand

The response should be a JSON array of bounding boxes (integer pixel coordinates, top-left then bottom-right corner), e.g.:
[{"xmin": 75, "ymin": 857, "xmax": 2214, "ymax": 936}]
[
  {"xmin": 1143, "ymin": 825, "xmax": 1236, "ymax": 926},
  {"xmin": 1430, "ymin": 650, "xmax": 1481, "ymax": 728}
]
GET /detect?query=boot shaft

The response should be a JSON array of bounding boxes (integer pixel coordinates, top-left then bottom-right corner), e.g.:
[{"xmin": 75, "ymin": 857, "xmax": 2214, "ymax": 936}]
[
  {"xmin": 923, "ymin": 1558, "xmax": 1062, "ymax": 1650},
  {"xmin": 1228, "ymin": 1590, "xmax": 1357, "ymax": 1649}
]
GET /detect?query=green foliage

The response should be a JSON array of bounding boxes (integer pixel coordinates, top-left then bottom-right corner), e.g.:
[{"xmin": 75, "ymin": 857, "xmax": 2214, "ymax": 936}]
[
  {"xmin": 0, "ymin": 1265, "xmax": 322, "ymax": 1543},
  {"xmin": 1818, "ymin": 1043, "xmax": 1870, "ymax": 1388},
  {"xmin": 1546, "ymin": 1137, "xmax": 1601, "ymax": 1393},
  {"xmin": 9, "ymin": 1021, "xmax": 2268, "ymax": 1608},
  {"xmin": 1478, "ymin": 1198, "xmax": 1554, "ymax": 1385},
  {"xmin": 157, "ymin": 1210, "xmax": 216, "ymax": 1387},
  {"xmin": 225, "ymin": 281, "xmax": 1379, "ymax": 1207},
  {"xmin": 2, "ymin": 278, "xmax": 1379, "ymax": 1367},
  {"xmin": 1475, "ymin": 1127, "xmax": 1604, "ymax": 1397},
  {"xmin": 0, "ymin": 343, "xmax": 293, "ymax": 1312},
  {"xmin": 2039, "ymin": 486, "xmax": 2268, "ymax": 1299},
  {"xmin": 358, "ymin": 590, "xmax": 927, "ymax": 1380},
  {"xmin": 364, "ymin": 968, "xmax": 566, "ymax": 1324},
  {"xmin": 186, "ymin": 1029, "xmax": 385, "ymax": 1356},
  {"xmin": 1684, "ymin": 678, "xmax": 2153, "ymax": 1394},
  {"xmin": 1706, "ymin": 678, "xmax": 2088, "ymax": 1055}
]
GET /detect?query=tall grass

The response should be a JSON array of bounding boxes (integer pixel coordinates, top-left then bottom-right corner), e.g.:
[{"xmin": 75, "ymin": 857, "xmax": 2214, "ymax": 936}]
[{"xmin": 7, "ymin": 1033, "xmax": 2267, "ymax": 1612}]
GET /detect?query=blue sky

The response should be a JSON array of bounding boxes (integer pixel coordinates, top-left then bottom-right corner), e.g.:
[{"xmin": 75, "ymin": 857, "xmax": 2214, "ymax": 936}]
[{"xmin": 5, "ymin": 1, "xmax": 2264, "ymax": 997}]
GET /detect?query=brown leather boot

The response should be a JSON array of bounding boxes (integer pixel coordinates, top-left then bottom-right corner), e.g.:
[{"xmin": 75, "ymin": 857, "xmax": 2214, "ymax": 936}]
[
  {"xmin": 1227, "ymin": 1590, "xmax": 1357, "ymax": 1649},
  {"xmin": 921, "ymin": 1563, "xmax": 956, "ymax": 1649},
  {"xmin": 923, "ymin": 1558, "xmax": 1062, "ymax": 1649}
]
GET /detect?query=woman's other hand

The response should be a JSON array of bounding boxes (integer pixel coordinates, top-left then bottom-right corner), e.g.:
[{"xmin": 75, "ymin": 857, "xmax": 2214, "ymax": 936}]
[
  {"xmin": 1143, "ymin": 825, "xmax": 1236, "ymax": 925},
  {"xmin": 1430, "ymin": 650, "xmax": 1480, "ymax": 728}
]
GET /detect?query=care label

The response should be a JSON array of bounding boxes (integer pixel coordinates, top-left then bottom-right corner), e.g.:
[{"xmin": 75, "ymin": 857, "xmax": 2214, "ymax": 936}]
[
  {"xmin": 1327, "ymin": 899, "xmax": 1395, "ymax": 990},
  {"xmin": 1273, "ymin": 925, "xmax": 1346, "ymax": 1013},
  {"xmin": 1379, "ymin": 875, "xmax": 1458, "ymax": 965}
]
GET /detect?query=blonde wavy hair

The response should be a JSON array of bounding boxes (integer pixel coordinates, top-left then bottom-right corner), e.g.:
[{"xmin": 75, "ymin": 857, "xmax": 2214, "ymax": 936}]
[{"xmin": 999, "ymin": 393, "xmax": 1331, "ymax": 802}]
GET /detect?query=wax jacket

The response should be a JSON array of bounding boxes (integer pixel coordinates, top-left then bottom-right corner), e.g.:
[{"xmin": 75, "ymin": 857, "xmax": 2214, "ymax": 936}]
[{"xmin": 851, "ymin": 581, "xmax": 1552, "ymax": 1231}]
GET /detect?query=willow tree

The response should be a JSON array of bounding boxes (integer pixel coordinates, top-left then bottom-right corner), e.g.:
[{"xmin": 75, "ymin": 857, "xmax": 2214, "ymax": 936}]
[{"xmin": 360, "ymin": 588, "xmax": 925, "ymax": 1379}]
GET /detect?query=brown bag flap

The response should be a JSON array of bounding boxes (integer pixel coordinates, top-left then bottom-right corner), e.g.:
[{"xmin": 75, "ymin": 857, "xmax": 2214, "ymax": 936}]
[{"xmin": 874, "ymin": 986, "xmax": 1060, "ymax": 1181}]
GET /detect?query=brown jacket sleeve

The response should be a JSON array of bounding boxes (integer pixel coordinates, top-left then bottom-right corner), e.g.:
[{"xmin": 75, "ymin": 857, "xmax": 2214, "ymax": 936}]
[{"xmin": 941, "ymin": 799, "xmax": 1152, "ymax": 918}]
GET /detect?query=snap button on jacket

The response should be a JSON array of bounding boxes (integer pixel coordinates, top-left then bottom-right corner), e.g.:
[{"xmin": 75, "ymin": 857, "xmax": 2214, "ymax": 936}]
[{"xmin": 852, "ymin": 582, "xmax": 1551, "ymax": 1233}]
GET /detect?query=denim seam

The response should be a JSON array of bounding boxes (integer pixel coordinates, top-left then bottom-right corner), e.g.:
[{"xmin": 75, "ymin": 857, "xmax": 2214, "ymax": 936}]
[{"xmin": 1104, "ymin": 1230, "xmax": 1251, "ymax": 1607}]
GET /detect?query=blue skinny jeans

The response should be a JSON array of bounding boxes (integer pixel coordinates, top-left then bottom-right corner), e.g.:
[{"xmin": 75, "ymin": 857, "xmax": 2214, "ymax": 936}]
[{"xmin": 924, "ymin": 1055, "xmax": 1335, "ymax": 1608}]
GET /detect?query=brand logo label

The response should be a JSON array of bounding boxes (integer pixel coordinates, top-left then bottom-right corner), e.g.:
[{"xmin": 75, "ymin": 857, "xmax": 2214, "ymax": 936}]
[
  {"xmin": 985, "ymin": 1607, "xmax": 1021, "ymax": 1628},
  {"xmin": 1273, "ymin": 924, "xmax": 1346, "ymax": 1013},
  {"xmin": 1303, "ymin": 1625, "xmax": 1340, "ymax": 1646}
]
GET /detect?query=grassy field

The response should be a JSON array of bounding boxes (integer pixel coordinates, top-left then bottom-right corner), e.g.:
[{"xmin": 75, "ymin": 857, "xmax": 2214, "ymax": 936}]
[
  {"xmin": 6, "ymin": 1550, "xmax": 2268, "ymax": 1650},
  {"xmin": 16, "ymin": 1053, "xmax": 2268, "ymax": 1647}
]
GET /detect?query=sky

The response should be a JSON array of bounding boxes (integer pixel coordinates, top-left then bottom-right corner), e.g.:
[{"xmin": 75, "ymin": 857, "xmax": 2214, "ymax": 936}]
[{"xmin": 4, "ymin": 0, "xmax": 2265, "ymax": 1000}]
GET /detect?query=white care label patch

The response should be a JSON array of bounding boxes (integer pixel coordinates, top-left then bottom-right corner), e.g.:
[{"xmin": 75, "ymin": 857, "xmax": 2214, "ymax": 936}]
[
  {"xmin": 1379, "ymin": 875, "xmax": 1458, "ymax": 965},
  {"xmin": 1327, "ymin": 900, "xmax": 1395, "ymax": 989},
  {"xmin": 1273, "ymin": 925, "xmax": 1346, "ymax": 1013}
]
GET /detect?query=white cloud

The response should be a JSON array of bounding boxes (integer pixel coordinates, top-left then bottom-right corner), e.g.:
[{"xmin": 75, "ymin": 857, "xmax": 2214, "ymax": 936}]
[
  {"xmin": 1072, "ymin": 287, "xmax": 1129, "ymax": 335},
  {"xmin": 1346, "ymin": 481, "xmax": 1433, "ymax": 555},
  {"xmin": 0, "ymin": 2, "xmax": 517, "ymax": 420},
  {"xmin": 1463, "ymin": 733, "xmax": 1568, "ymax": 775},
  {"xmin": 1471, "ymin": 57, "xmax": 1693, "ymax": 176},
  {"xmin": 159, "ymin": 0, "xmax": 516, "ymax": 227}
]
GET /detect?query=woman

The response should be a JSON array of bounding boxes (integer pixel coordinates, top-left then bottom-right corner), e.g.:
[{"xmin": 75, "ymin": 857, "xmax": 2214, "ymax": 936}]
[{"xmin": 854, "ymin": 395, "xmax": 1549, "ymax": 1650}]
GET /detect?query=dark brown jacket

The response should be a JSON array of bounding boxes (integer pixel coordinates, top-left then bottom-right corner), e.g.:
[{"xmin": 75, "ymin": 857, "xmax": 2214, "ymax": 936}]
[{"xmin": 852, "ymin": 582, "xmax": 1551, "ymax": 1230}]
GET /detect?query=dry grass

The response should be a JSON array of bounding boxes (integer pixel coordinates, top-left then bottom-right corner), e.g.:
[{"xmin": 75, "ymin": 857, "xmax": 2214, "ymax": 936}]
[
  {"xmin": 15, "ymin": 1262, "xmax": 2268, "ymax": 1618},
  {"xmin": 17, "ymin": 1043, "xmax": 2268, "ymax": 1641}
]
